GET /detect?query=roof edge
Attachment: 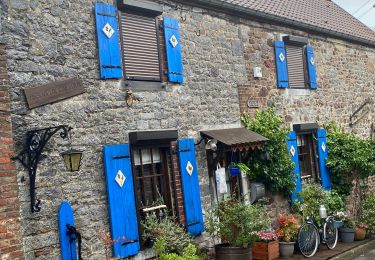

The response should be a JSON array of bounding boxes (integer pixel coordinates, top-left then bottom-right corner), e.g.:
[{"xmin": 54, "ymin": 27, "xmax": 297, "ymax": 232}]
[{"xmin": 172, "ymin": 0, "xmax": 375, "ymax": 48}]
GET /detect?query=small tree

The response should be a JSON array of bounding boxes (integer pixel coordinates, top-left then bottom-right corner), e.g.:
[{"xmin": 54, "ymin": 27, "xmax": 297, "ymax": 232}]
[
  {"xmin": 241, "ymin": 108, "xmax": 295, "ymax": 196},
  {"xmin": 325, "ymin": 123, "xmax": 375, "ymax": 216}
]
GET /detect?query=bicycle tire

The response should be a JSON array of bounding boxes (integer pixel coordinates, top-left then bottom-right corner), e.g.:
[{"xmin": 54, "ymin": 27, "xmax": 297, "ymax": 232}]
[
  {"xmin": 324, "ymin": 216, "xmax": 338, "ymax": 249},
  {"xmin": 298, "ymin": 222, "xmax": 319, "ymax": 258}
]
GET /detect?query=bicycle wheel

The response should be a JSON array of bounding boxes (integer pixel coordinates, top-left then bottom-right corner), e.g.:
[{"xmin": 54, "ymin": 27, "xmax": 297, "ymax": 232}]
[
  {"xmin": 298, "ymin": 222, "xmax": 319, "ymax": 258},
  {"xmin": 324, "ymin": 217, "xmax": 338, "ymax": 249}
]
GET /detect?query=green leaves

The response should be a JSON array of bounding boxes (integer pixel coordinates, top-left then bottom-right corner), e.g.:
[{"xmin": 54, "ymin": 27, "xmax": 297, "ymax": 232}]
[{"xmin": 241, "ymin": 108, "xmax": 295, "ymax": 195}]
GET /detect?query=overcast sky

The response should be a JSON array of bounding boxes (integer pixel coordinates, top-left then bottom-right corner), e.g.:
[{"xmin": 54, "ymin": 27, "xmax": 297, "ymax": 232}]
[{"xmin": 333, "ymin": 0, "xmax": 375, "ymax": 31}]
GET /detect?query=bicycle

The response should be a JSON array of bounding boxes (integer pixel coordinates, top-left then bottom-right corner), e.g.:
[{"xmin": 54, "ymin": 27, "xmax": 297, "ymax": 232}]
[{"xmin": 297, "ymin": 212, "xmax": 338, "ymax": 257}]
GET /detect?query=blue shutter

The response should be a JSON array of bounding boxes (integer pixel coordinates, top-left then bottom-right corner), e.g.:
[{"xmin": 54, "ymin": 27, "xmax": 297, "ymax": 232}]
[
  {"xmin": 274, "ymin": 41, "xmax": 288, "ymax": 88},
  {"xmin": 177, "ymin": 139, "xmax": 204, "ymax": 236},
  {"xmin": 95, "ymin": 3, "xmax": 122, "ymax": 79},
  {"xmin": 287, "ymin": 131, "xmax": 302, "ymax": 202},
  {"xmin": 316, "ymin": 129, "xmax": 331, "ymax": 190},
  {"xmin": 306, "ymin": 46, "xmax": 317, "ymax": 89},
  {"xmin": 58, "ymin": 201, "xmax": 77, "ymax": 260},
  {"xmin": 103, "ymin": 144, "xmax": 139, "ymax": 258},
  {"xmin": 163, "ymin": 17, "xmax": 183, "ymax": 83}
]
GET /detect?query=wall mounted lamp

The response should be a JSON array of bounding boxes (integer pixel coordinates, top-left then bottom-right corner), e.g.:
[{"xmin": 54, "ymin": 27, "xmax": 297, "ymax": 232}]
[
  {"xmin": 13, "ymin": 125, "xmax": 82, "ymax": 213},
  {"xmin": 195, "ymin": 137, "xmax": 218, "ymax": 151}
]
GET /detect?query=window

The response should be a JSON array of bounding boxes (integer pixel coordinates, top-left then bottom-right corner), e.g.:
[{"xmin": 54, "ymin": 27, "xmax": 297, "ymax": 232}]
[
  {"xmin": 119, "ymin": 11, "xmax": 162, "ymax": 82},
  {"xmin": 297, "ymin": 133, "xmax": 319, "ymax": 183},
  {"xmin": 285, "ymin": 44, "xmax": 306, "ymax": 88}
]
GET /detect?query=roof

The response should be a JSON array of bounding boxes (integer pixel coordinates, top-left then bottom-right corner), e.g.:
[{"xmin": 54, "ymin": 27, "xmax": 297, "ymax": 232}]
[
  {"xmin": 220, "ymin": 0, "xmax": 375, "ymax": 43},
  {"xmin": 200, "ymin": 128, "xmax": 268, "ymax": 151}
]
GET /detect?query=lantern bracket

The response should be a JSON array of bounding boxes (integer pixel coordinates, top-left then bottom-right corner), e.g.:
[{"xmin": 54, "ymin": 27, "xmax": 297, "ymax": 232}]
[{"xmin": 13, "ymin": 125, "xmax": 72, "ymax": 213}]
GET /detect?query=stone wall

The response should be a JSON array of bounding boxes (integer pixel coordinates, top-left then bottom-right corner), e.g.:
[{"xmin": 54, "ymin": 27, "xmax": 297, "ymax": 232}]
[
  {"xmin": 2, "ymin": 0, "xmax": 374, "ymax": 259},
  {"xmin": 0, "ymin": 43, "xmax": 24, "ymax": 260}
]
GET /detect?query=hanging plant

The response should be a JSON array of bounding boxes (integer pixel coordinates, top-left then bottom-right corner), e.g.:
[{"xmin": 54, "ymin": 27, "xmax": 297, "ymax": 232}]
[{"xmin": 241, "ymin": 108, "xmax": 295, "ymax": 196}]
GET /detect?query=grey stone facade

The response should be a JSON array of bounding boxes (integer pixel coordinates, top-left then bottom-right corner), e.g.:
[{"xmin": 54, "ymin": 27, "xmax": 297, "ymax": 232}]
[{"xmin": 1, "ymin": 0, "xmax": 374, "ymax": 259}]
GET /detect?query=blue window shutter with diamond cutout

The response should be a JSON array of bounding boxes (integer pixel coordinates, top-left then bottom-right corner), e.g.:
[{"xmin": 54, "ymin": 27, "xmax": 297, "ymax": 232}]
[
  {"xmin": 164, "ymin": 17, "xmax": 183, "ymax": 83},
  {"xmin": 178, "ymin": 139, "xmax": 204, "ymax": 236},
  {"xmin": 287, "ymin": 131, "xmax": 302, "ymax": 202},
  {"xmin": 95, "ymin": 3, "xmax": 123, "ymax": 79},
  {"xmin": 316, "ymin": 129, "xmax": 331, "ymax": 190},
  {"xmin": 274, "ymin": 41, "xmax": 288, "ymax": 88},
  {"xmin": 103, "ymin": 144, "xmax": 140, "ymax": 258},
  {"xmin": 306, "ymin": 46, "xmax": 317, "ymax": 89}
]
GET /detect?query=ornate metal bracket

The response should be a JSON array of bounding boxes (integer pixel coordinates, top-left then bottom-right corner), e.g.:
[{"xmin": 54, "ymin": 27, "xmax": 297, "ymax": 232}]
[
  {"xmin": 13, "ymin": 125, "xmax": 72, "ymax": 213},
  {"xmin": 349, "ymin": 98, "xmax": 373, "ymax": 127}
]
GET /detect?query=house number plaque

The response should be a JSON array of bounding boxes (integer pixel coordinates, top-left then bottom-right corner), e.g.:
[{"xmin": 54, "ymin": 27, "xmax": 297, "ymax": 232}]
[{"xmin": 247, "ymin": 98, "xmax": 260, "ymax": 108}]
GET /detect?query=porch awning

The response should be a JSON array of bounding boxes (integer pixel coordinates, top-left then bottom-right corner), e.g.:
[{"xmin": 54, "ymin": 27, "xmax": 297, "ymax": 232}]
[{"xmin": 200, "ymin": 128, "xmax": 268, "ymax": 151}]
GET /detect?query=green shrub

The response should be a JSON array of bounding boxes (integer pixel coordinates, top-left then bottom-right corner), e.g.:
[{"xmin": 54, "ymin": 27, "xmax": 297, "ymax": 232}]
[
  {"xmin": 206, "ymin": 198, "xmax": 270, "ymax": 248},
  {"xmin": 359, "ymin": 195, "xmax": 375, "ymax": 233},
  {"xmin": 241, "ymin": 108, "xmax": 295, "ymax": 196},
  {"xmin": 154, "ymin": 238, "xmax": 200, "ymax": 260}
]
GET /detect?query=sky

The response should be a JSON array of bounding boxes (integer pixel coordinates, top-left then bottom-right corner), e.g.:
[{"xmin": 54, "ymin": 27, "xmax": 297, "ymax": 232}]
[{"xmin": 333, "ymin": 0, "xmax": 375, "ymax": 31}]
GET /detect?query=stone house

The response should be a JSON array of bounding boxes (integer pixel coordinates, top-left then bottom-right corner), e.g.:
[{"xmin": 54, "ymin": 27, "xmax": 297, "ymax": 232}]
[{"xmin": 0, "ymin": 0, "xmax": 374, "ymax": 259}]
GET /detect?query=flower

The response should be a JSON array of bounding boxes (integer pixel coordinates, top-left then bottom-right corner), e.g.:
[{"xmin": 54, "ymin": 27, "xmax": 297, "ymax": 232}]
[
  {"xmin": 357, "ymin": 223, "xmax": 368, "ymax": 229},
  {"xmin": 255, "ymin": 230, "xmax": 279, "ymax": 242},
  {"xmin": 275, "ymin": 214, "xmax": 299, "ymax": 242}
]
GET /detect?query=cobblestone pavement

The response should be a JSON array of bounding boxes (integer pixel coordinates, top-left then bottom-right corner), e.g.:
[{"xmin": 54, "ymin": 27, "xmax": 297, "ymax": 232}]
[{"xmin": 353, "ymin": 248, "xmax": 375, "ymax": 260}]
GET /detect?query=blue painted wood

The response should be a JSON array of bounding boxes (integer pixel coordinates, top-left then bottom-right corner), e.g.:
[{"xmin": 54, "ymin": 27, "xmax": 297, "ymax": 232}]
[
  {"xmin": 306, "ymin": 46, "xmax": 317, "ymax": 89},
  {"xmin": 177, "ymin": 139, "xmax": 204, "ymax": 236},
  {"xmin": 316, "ymin": 129, "xmax": 331, "ymax": 190},
  {"xmin": 274, "ymin": 41, "xmax": 288, "ymax": 88},
  {"xmin": 103, "ymin": 144, "xmax": 140, "ymax": 258},
  {"xmin": 163, "ymin": 17, "xmax": 183, "ymax": 83},
  {"xmin": 95, "ymin": 3, "xmax": 122, "ymax": 79},
  {"xmin": 58, "ymin": 201, "xmax": 77, "ymax": 260},
  {"xmin": 287, "ymin": 131, "xmax": 302, "ymax": 202}
]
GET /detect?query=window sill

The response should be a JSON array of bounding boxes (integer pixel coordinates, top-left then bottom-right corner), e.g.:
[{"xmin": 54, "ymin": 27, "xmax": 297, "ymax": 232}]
[
  {"xmin": 283, "ymin": 88, "xmax": 311, "ymax": 96},
  {"xmin": 124, "ymin": 80, "xmax": 166, "ymax": 91}
]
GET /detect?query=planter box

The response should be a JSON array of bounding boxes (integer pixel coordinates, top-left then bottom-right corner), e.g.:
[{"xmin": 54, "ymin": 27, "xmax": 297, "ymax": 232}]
[{"xmin": 252, "ymin": 241, "xmax": 279, "ymax": 260}]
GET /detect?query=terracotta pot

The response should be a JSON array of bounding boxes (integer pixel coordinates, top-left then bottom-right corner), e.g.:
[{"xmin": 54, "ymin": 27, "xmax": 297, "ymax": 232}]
[
  {"xmin": 354, "ymin": 227, "xmax": 366, "ymax": 241},
  {"xmin": 215, "ymin": 244, "xmax": 252, "ymax": 260},
  {"xmin": 279, "ymin": 242, "xmax": 295, "ymax": 258},
  {"xmin": 252, "ymin": 241, "xmax": 279, "ymax": 260}
]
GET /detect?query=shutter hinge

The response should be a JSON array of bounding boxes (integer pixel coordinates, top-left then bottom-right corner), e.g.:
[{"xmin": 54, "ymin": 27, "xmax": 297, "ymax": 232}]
[
  {"xmin": 186, "ymin": 221, "xmax": 200, "ymax": 227},
  {"xmin": 97, "ymin": 12, "xmax": 116, "ymax": 17},
  {"xmin": 112, "ymin": 155, "xmax": 130, "ymax": 159},
  {"xmin": 178, "ymin": 148, "xmax": 192, "ymax": 153},
  {"xmin": 102, "ymin": 65, "xmax": 122, "ymax": 69},
  {"xmin": 169, "ymin": 72, "xmax": 182, "ymax": 75},
  {"xmin": 122, "ymin": 239, "xmax": 139, "ymax": 246}
]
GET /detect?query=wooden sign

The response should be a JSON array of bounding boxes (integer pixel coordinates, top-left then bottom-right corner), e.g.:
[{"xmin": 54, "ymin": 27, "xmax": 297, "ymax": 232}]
[
  {"xmin": 247, "ymin": 98, "xmax": 261, "ymax": 108},
  {"xmin": 24, "ymin": 78, "xmax": 85, "ymax": 109}
]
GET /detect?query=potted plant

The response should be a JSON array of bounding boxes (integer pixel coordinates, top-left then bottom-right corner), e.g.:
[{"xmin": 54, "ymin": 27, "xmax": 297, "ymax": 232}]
[
  {"xmin": 355, "ymin": 223, "xmax": 368, "ymax": 241},
  {"xmin": 252, "ymin": 230, "xmax": 279, "ymax": 260},
  {"xmin": 339, "ymin": 216, "xmax": 356, "ymax": 243},
  {"xmin": 206, "ymin": 198, "xmax": 270, "ymax": 260},
  {"xmin": 359, "ymin": 194, "xmax": 375, "ymax": 237},
  {"xmin": 275, "ymin": 214, "xmax": 299, "ymax": 258}
]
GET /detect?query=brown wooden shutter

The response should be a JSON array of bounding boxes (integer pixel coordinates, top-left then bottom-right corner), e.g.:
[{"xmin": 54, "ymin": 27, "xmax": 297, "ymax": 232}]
[
  {"xmin": 120, "ymin": 12, "xmax": 161, "ymax": 81},
  {"xmin": 286, "ymin": 45, "xmax": 305, "ymax": 88}
]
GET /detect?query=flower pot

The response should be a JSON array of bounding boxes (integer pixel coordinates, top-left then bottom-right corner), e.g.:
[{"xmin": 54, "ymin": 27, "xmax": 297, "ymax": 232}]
[
  {"xmin": 333, "ymin": 220, "xmax": 343, "ymax": 229},
  {"xmin": 279, "ymin": 242, "xmax": 295, "ymax": 258},
  {"xmin": 355, "ymin": 227, "xmax": 366, "ymax": 241},
  {"xmin": 215, "ymin": 244, "xmax": 252, "ymax": 260},
  {"xmin": 339, "ymin": 228, "xmax": 355, "ymax": 243},
  {"xmin": 229, "ymin": 167, "xmax": 240, "ymax": 176},
  {"xmin": 252, "ymin": 241, "xmax": 279, "ymax": 260}
]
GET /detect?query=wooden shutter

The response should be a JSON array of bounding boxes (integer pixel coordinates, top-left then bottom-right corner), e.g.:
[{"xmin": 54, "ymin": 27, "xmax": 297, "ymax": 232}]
[
  {"xmin": 287, "ymin": 131, "xmax": 302, "ymax": 202},
  {"xmin": 286, "ymin": 45, "xmax": 305, "ymax": 88},
  {"xmin": 164, "ymin": 17, "xmax": 183, "ymax": 83},
  {"xmin": 274, "ymin": 41, "xmax": 288, "ymax": 88},
  {"xmin": 95, "ymin": 3, "xmax": 123, "ymax": 79},
  {"xmin": 58, "ymin": 201, "xmax": 77, "ymax": 260},
  {"xmin": 103, "ymin": 144, "xmax": 140, "ymax": 258},
  {"xmin": 177, "ymin": 139, "xmax": 204, "ymax": 236},
  {"xmin": 120, "ymin": 12, "xmax": 161, "ymax": 81},
  {"xmin": 316, "ymin": 129, "xmax": 331, "ymax": 190},
  {"xmin": 306, "ymin": 46, "xmax": 317, "ymax": 89}
]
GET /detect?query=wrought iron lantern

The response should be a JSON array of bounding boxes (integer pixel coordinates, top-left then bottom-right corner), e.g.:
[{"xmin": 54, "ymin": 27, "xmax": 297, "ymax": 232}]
[{"xmin": 61, "ymin": 149, "xmax": 83, "ymax": 172}]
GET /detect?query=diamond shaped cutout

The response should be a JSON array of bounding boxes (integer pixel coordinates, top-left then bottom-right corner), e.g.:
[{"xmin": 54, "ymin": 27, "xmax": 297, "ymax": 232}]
[
  {"xmin": 115, "ymin": 170, "xmax": 126, "ymax": 188},
  {"xmin": 290, "ymin": 146, "xmax": 296, "ymax": 157},
  {"xmin": 310, "ymin": 57, "xmax": 315, "ymax": 65},
  {"xmin": 169, "ymin": 35, "xmax": 178, "ymax": 48},
  {"xmin": 279, "ymin": 52, "xmax": 285, "ymax": 62},
  {"xmin": 103, "ymin": 23, "xmax": 114, "ymax": 39},
  {"xmin": 321, "ymin": 142, "xmax": 326, "ymax": 152},
  {"xmin": 186, "ymin": 161, "xmax": 193, "ymax": 176}
]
